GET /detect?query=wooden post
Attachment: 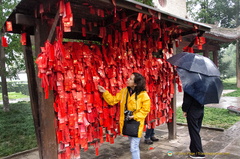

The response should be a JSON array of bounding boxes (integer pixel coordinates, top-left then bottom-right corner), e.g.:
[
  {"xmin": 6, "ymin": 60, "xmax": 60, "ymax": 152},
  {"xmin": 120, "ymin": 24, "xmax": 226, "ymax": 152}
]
[
  {"xmin": 167, "ymin": 82, "xmax": 177, "ymax": 139},
  {"xmin": 213, "ymin": 50, "xmax": 218, "ymax": 67},
  {"xmin": 236, "ymin": 39, "xmax": 240, "ymax": 88},
  {"xmin": 22, "ymin": 32, "xmax": 43, "ymax": 158},
  {"xmin": 167, "ymin": 41, "xmax": 177, "ymax": 139},
  {"xmin": 203, "ymin": 49, "xmax": 209, "ymax": 57},
  {"xmin": 32, "ymin": 19, "xmax": 57, "ymax": 159}
]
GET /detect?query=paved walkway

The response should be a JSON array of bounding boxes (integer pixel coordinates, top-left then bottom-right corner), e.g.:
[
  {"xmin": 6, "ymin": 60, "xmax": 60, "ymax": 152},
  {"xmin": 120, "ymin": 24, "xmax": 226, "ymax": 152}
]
[
  {"xmin": 1, "ymin": 90, "xmax": 240, "ymax": 159},
  {"xmin": 3, "ymin": 121, "xmax": 240, "ymax": 159}
]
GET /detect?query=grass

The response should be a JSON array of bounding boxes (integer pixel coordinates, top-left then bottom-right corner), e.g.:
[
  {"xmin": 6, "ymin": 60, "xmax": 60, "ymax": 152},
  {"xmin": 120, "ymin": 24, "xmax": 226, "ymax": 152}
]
[
  {"xmin": 0, "ymin": 102, "xmax": 37, "ymax": 157},
  {"xmin": 176, "ymin": 107, "xmax": 240, "ymax": 129},
  {"xmin": 222, "ymin": 77, "xmax": 240, "ymax": 97},
  {"xmin": 0, "ymin": 92, "xmax": 29, "ymax": 101},
  {"xmin": 222, "ymin": 77, "xmax": 237, "ymax": 89}
]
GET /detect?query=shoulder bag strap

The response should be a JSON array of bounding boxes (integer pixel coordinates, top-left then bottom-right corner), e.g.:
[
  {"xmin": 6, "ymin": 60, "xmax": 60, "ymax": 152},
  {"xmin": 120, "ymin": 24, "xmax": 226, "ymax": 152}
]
[{"xmin": 125, "ymin": 90, "xmax": 129, "ymax": 111}]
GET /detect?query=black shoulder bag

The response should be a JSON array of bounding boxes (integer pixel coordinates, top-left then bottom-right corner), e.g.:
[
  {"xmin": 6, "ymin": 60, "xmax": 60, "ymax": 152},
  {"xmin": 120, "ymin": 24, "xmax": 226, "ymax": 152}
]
[{"xmin": 122, "ymin": 91, "xmax": 140, "ymax": 137}]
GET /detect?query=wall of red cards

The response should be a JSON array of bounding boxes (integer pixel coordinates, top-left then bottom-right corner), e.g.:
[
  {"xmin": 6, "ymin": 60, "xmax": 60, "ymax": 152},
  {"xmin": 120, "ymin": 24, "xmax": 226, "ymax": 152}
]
[
  {"xmin": 34, "ymin": 1, "xmax": 183, "ymax": 159},
  {"xmin": 35, "ymin": 32, "xmax": 182, "ymax": 159}
]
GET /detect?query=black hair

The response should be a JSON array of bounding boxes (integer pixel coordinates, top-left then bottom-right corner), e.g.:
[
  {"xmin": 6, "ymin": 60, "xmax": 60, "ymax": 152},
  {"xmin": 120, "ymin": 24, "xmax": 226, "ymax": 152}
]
[{"xmin": 132, "ymin": 72, "xmax": 146, "ymax": 98}]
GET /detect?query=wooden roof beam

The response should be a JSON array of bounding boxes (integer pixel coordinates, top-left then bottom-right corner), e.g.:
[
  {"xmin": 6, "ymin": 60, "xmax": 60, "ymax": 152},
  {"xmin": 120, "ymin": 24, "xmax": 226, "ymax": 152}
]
[{"xmin": 16, "ymin": 13, "xmax": 35, "ymax": 26}]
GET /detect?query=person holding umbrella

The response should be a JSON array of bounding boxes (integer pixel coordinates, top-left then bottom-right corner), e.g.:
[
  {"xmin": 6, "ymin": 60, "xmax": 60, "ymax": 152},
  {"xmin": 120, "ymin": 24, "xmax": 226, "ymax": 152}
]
[
  {"xmin": 182, "ymin": 92, "xmax": 205, "ymax": 159},
  {"xmin": 167, "ymin": 52, "xmax": 223, "ymax": 159}
]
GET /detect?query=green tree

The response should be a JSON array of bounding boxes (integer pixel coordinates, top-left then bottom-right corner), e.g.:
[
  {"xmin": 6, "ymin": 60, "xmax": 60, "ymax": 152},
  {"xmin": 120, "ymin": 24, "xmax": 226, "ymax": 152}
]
[
  {"xmin": 186, "ymin": 0, "xmax": 239, "ymax": 28},
  {"xmin": 135, "ymin": 0, "xmax": 153, "ymax": 6},
  {"xmin": 187, "ymin": 0, "xmax": 240, "ymax": 86},
  {"xmin": 0, "ymin": 0, "xmax": 23, "ymax": 111},
  {"xmin": 219, "ymin": 44, "xmax": 236, "ymax": 79}
]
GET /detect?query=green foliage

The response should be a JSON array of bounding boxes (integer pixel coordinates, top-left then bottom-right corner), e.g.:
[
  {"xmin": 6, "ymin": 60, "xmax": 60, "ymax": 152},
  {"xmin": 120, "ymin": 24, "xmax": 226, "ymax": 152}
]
[
  {"xmin": 219, "ymin": 44, "xmax": 236, "ymax": 79},
  {"xmin": 222, "ymin": 77, "xmax": 237, "ymax": 89},
  {"xmin": 177, "ymin": 107, "xmax": 240, "ymax": 129},
  {"xmin": 186, "ymin": 1, "xmax": 239, "ymax": 82},
  {"xmin": 0, "ymin": 102, "xmax": 37, "ymax": 157},
  {"xmin": 203, "ymin": 107, "xmax": 240, "ymax": 129},
  {"xmin": 0, "ymin": 0, "xmax": 21, "ymax": 27},
  {"xmin": 186, "ymin": 0, "xmax": 240, "ymax": 28},
  {"xmin": 5, "ymin": 33, "xmax": 26, "ymax": 78},
  {"xmin": 0, "ymin": 0, "xmax": 25, "ymax": 80},
  {"xmin": 134, "ymin": 0, "xmax": 153, "ymax": 6},
  {"xmin": 0, "ymin": 81, "xmax": 29, "ymax": 95},
  {"xmin": 222, "ymin": 77, "xmax": 240, "ymax": 97},
  {"xmin": 0, "ymin": 92, "xmax": 29, "ymax": 100},
  {"xmin": 224, "ymin": 88, "xmax": 240, "ymax": 97}
]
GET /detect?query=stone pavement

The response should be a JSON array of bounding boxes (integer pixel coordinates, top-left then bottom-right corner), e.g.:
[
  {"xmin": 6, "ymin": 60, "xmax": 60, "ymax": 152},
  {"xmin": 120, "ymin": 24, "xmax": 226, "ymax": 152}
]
[
  {"xmin": 3, "ymin": 121, "xmax": 240, "ymax": 159},
  {"xmin": 2, "ymin": 90, "xmax": 240, "ymax": 159}
]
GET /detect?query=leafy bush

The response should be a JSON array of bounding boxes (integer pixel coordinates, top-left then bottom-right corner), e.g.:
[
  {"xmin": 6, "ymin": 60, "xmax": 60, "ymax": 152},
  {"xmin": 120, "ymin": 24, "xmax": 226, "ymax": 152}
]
[{"xmin": 0, "ymin": 81, "xmax": 29, "ymax": 95}]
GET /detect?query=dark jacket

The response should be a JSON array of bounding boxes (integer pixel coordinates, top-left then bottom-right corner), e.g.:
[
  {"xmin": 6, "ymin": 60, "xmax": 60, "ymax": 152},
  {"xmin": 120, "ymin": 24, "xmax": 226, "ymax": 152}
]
[{"xmin": 182, "ymin": 92, "xmax": 204, "ymax": 118}]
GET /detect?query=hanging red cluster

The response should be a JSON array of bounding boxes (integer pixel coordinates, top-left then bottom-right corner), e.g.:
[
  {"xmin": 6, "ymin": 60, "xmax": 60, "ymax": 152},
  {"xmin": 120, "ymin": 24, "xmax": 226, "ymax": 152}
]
[
  {"xmin": 60, "ymin": 0, "xmax": 73, "ymax": 32},
  {"xmin": 195, "ymin": 36, "xmax": 206, "ymax": 50},
  {"xmin": 1, "ymin": 36, "xmax": 8, "ymax": 47},
  {"xmin": 35, "ymin": 1, "xmax": 183, "ymax": 159},
  {"xmin": 183, "ymin": 36, "xmax": 206, "ymax": 53},
  {"xmin": 36, "ymin": 40, "xmax": 181, "ymax": 159}
]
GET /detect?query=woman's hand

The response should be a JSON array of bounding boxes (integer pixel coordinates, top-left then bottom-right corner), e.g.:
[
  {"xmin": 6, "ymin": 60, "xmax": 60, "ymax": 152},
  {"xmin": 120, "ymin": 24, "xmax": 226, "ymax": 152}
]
[
  {"xmin": 183, "ymin": 112, "xmax": 187, "ymax": 118},
  {"xmin": 128, "ymin": 116, "xmax": 134, "ymax": 120},
  {"xmin": 98, "ymin": 85, "xmax": 106, "ymax": 93}
]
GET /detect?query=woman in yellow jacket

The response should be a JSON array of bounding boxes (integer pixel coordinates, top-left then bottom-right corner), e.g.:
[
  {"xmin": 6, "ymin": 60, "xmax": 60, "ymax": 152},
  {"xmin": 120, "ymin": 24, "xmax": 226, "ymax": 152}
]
[{"xmin": 98, "ymin": 72, "xmax": 150, "ymax": 159}]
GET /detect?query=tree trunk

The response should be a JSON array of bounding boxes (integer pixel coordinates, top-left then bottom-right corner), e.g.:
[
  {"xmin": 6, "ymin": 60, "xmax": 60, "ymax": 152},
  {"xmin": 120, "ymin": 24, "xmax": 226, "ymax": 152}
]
[
  {"xmin": 0, "ymin": 31, "xmax": 10, "ymax": 111},
  {"xmin": 236, "ymin": 0, "xmax": 240, "ymax": 88},
  {"xmin": 237, "ymin": 40, "xmax": 240, "ymax": 88}
]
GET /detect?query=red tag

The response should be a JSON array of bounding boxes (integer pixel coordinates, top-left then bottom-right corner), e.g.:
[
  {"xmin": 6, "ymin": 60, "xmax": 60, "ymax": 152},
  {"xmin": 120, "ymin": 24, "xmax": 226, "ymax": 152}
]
[
  {"xmin": 6, "ymin": 21, "xmax": 13, "ymax": 31},
  {"xmin": 121, "ymin": 20, "xmax": 126, "ymax": 31},
  {"xmin": 157, "ymin": 41, "xmax": 162, "ymax": 49},
  {"xmin": 21, "ymin": 33, "xmax": 27, "ymax": 45},
  {"xmin": 137, "ymin": 13, "xmax": 143, "ymax": 22},
  {"xmin": 81, "ymin": 18, "xmax": 86, "ymax": 25},
  {"xmin": 198, "ymin": 45, "xmax": 203, "ymax": 50},
  {"xmin": 39, "ymin": 4, "xmax": 44, "ymax": 14},
  {"xmin": 59, "ymin": 0, "xmax": 64, "ymax": 15},
  {"xmin": 122, "ymin": 31, "xmax": 129, "ymax": 43},
  {"xmin": 199, "ymin": 37, "xmax": 206, "ymax": 45},
  {"xmin": 82, "ymin": 27, "xmax": 86, "ymax": 37},
  {"xmin": 1, "ymin": 36, "xmax": 8, "ymax": 47},
  {"xmin": 195, "ymin": 37, "xmax": 200, "ymax": 45},
  {"xmin": 89, "ymin": 6, "xmax": 95, "ymax": 15},
  {"xmin": 65, "ymin": 2, "xmax": 72, "ymax": 16}
]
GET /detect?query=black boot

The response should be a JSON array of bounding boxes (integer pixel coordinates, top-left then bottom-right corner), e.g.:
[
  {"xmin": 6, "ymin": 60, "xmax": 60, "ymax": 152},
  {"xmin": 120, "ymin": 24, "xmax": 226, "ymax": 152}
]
[
  {"xmin": 150, "ymin": 136, "xmax": 159, "ymax": 142},
  {"xmin": 144, "ymin": 139, "xmax": 153, "ymax": 144}
]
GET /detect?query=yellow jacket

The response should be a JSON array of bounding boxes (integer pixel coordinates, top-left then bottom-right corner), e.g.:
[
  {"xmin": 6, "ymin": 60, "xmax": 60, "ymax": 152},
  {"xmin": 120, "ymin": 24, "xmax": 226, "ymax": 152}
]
[{"xmin": 102, "ymin": 87, "xmax": 150, "ymax": 138}]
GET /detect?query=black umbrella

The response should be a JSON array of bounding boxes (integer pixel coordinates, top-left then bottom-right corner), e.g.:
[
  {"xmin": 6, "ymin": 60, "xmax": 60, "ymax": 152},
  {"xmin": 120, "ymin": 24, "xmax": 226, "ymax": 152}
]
[
  {"xmin": 176, "ymin": 68, "xmax": 223, "ymax": 105},
  {"xmin": 167, "ymin": 52, "xmax": 220, "ymax": 77}
]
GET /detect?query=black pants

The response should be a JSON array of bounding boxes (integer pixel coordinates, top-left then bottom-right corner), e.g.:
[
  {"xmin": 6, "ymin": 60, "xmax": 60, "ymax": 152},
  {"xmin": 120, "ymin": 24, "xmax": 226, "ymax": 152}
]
[
  {"xmin": 187, "ymin": 109, "xmax": 204, "ymax": 156},
  {"xmin": 144, "ymin": 128, "xmax": 155, "ymax": 139}
]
